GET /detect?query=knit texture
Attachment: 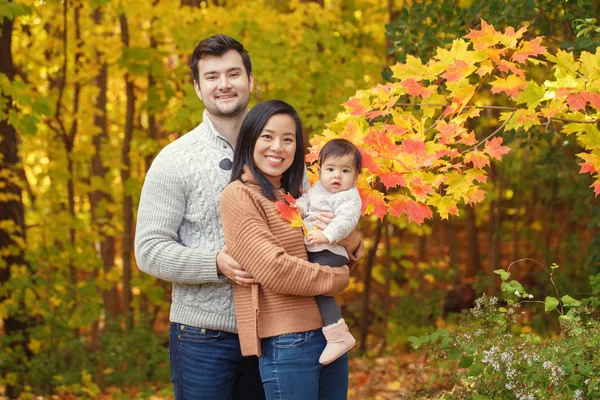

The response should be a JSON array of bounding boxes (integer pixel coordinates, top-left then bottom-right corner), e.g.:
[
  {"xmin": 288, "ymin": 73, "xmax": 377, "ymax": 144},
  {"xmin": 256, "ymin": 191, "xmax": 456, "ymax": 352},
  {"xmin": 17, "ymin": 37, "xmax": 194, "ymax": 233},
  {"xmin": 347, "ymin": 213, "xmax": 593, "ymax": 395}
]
[
  {"xmin": 134, "ymin": 111, "xmax": 238, "ymax": 333},
  {"xmin": 220, "ymin": 168, "xmax": 350, "ymax": 356},
  {"xmin": 296, "ymin": 181, "xmax": 362, "ymax": 258}
]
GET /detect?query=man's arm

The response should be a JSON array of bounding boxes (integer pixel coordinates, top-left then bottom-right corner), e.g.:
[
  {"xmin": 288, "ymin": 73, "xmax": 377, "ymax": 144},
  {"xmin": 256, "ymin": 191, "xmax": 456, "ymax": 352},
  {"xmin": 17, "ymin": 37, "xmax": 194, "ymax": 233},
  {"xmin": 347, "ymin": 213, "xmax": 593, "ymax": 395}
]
[{"xmin": 134, "ymin": 155, "xmax": 222, "ymax": 284}]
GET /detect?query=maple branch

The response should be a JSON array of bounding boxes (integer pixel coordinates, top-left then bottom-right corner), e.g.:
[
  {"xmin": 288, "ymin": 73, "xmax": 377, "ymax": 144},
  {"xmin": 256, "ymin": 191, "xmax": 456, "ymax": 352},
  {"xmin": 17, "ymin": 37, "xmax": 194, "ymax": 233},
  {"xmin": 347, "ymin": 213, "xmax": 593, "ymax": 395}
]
[
  {"xmin": 548, "ymin": 117, "xmax": 600, "ymax": 124},
  {"xmin": 461, "ymin": 111, "xmax": 516, "ymax": 154}
]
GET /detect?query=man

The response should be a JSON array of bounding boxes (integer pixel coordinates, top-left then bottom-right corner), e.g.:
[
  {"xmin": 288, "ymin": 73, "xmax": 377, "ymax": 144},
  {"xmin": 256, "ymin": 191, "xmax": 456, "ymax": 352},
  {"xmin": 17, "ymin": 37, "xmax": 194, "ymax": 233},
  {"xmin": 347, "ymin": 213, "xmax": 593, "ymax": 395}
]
[{"xmin": 134, "ymin": 34, "xmax": 264, "ymax": 400}]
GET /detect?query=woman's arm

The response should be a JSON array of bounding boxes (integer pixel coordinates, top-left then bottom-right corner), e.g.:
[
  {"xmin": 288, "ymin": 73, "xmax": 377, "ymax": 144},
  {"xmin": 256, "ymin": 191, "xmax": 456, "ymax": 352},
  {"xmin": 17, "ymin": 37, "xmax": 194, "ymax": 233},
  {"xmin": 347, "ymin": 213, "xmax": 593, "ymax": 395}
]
[{"xmin": 220, "ymin": 185, "xmax": 349, "ymax": 297}]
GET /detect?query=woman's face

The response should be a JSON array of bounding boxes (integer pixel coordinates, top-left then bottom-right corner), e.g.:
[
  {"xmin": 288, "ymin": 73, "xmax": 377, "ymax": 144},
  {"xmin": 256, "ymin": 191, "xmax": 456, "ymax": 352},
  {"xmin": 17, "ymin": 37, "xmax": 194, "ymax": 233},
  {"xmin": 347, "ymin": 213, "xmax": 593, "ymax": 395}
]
[{"xmin": 253, "ymin": 114, "xmax": 297, "ymax": 180}]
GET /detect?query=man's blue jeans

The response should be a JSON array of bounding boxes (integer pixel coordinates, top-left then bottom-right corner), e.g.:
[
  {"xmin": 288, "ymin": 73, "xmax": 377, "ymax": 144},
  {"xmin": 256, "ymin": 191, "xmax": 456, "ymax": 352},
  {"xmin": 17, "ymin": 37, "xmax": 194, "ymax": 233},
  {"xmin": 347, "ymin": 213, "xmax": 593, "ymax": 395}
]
[
  {"xmin": 259, "ymin": 329, "xmax": 349, "ymax": 400},
  {"xmin": 169, "ymin": 323, "xmax": 266, "ymax": 400}
]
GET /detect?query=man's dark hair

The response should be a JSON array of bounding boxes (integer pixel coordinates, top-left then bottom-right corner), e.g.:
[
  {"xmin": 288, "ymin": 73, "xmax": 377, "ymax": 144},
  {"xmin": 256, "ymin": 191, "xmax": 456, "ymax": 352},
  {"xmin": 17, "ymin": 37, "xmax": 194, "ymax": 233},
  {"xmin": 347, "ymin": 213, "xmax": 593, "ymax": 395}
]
[
  {"xmin": 231, "ymin": 100, "xmax": 305, "ymax": 200},
  {"xmin": 318, "ymin": 138, "xmax": 362, "ymax": 171},
  {"xmin": 189, "ymin": 34, "xmax": 252, "ymax": 84}
]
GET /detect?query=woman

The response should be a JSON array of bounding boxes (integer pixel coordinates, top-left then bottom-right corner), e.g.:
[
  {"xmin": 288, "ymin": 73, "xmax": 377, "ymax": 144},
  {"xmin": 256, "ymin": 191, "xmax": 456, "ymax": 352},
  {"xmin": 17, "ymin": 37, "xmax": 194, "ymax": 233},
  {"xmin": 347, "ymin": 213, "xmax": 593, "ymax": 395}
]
[{"xmin": 220, "ymin": 100, "xmax": 351, "ymax": 399}]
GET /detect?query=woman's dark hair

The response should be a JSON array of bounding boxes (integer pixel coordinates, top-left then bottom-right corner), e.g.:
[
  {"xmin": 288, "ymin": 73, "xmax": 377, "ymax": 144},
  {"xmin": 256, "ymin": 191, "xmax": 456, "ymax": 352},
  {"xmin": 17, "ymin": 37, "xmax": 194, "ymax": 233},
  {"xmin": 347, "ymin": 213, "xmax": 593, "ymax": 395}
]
[
  {"xmin": 189, "ymin": 34, "xmax": 252, "ymax": 84},
  {"xmin": 230, "ymin": 100, "xmax": 305, "ymax": 200},
  {"xmin": 318, "ymin": 138, "xmax": 362, "ymax": 171}
]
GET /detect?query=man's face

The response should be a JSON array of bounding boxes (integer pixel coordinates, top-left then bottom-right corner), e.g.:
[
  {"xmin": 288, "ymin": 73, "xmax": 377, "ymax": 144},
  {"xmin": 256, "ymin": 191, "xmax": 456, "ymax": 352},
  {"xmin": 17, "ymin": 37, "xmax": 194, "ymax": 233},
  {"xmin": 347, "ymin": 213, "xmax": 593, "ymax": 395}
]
[{"xmin": 194, "ymin": 49, "xmax": 254, "ymax": 118}]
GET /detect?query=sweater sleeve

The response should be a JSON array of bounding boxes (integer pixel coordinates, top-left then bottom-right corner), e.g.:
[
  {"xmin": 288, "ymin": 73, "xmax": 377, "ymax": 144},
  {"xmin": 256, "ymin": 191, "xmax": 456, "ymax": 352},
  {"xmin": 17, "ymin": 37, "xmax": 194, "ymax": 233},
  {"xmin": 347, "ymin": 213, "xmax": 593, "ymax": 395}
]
[
  {"xmin": 322, "ymin": 188, "xmax": 362, "ymax": 244},
  {"xmin": 134, "ymin": 154, "xmax": 220, "ymax": 284},
  {"xmin": 221, "ymin": 186, "xmax": 349, "ymax": 297}
]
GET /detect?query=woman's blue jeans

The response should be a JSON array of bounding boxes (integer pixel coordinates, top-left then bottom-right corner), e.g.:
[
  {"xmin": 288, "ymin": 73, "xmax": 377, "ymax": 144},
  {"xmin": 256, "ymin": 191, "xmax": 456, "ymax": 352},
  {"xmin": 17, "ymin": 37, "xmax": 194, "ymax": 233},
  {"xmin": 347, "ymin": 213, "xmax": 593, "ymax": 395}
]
[
  {"xmin": 169, "ymin": 323, "xmax": 265, "ymax": 400},
  {"xmin": 259, "ymin": 329, "xmax": 349, "ymax": 400}
]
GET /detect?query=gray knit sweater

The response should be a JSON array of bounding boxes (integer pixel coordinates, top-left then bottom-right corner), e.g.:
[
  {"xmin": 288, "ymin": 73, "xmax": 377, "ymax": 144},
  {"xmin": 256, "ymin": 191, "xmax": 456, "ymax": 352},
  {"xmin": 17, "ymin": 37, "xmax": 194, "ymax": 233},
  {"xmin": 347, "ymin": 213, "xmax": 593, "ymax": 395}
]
[{"xmin": 134, "ymin": 111, "xmax": 237, "ymax": 333}]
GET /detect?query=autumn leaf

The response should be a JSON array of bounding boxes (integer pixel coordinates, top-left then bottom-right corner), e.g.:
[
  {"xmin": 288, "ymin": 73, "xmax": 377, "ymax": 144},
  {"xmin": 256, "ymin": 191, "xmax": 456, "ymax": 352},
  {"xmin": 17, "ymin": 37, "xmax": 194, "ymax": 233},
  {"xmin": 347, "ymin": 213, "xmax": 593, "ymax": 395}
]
[
  {"xmin": 566, "ymin": 91, "xmax": 600, "ymax": 112},
  {"xmin": 484, "ymin": 137, "xmax": 511, "ymax": 160},
  {"xmin": 388, "ymin": 196, "xmax": 433, "ymax": 224},
  {"xmin": 512, "ymin": 36, "xmax": 546, "ymax": 64},
  {"xmin": 279, "ymin": 191, "xmax": 296, "ymax": 205},
  {"xmin": 343, "ymin": 97, "xmax": 369, "ymax": 116},
  {"xmin": 275, "ymin": 201, "xmax": 304, "ymax": 228},
  {"xmin": 401, "ymin": 78, "xmax": 433, "ymax": 98},
  {"xmin": 490, "ymin": 75, "xmax": 527, "ymax": 98}
]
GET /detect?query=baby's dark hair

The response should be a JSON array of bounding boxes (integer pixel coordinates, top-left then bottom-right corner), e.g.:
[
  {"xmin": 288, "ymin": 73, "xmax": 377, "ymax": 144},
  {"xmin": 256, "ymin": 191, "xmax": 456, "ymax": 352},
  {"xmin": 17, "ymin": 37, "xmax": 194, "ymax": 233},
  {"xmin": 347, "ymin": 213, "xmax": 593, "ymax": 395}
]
[{"xmin": 318, "ymin": 138, "xmax": 362, "ymax": 171}]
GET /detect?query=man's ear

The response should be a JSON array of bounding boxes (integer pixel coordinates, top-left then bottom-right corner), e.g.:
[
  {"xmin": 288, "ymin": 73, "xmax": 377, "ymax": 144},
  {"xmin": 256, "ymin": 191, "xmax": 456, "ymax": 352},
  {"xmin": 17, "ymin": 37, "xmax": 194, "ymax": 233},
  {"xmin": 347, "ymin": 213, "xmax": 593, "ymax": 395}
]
[
  {"xmin": 193, "ymin": 80, "xmax": 202, "ymax": 101},
  {"xmin": 248, "ymin": 73, "xmax": 254, "ymax": 92}
]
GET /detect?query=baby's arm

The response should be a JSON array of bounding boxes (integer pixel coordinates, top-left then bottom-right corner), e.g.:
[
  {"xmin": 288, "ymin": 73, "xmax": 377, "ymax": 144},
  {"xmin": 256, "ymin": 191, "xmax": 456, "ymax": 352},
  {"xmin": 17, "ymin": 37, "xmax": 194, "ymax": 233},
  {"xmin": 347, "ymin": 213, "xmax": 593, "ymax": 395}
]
[
  {"xmin": 321, "ymin": 189, "xmax": 362, "ymax": 244},
  {"xmin": 294, "ymin": 192, "xmax": 309, "ymax": 216},
  {"xmin": 307, "ymin": 230, "xmax": 329, "ymax": 245}
]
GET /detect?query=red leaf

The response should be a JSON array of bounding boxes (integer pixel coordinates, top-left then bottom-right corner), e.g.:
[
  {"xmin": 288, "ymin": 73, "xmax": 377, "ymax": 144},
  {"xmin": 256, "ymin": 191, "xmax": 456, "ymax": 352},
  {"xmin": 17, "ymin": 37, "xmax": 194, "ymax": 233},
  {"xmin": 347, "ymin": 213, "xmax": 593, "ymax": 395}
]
[
  {"xmin": 580, "ymin": 161, "xmax": 597, "ymax": 174},
  {"xmin": 567, "ymin": 91, "xmax": 600, "ymax": 112},
  {"xmin": 442, "ymin": 60, "xmax": 470, "ymax": 83},
  {"xmin": 358, "ymin": 147, "xmax": 380, "ymax": 174},
  {"xmin": 343, "ymin": 97, "xmax": 368, "ymax": 116},
  {"xmin": 401, "ymin": 138, "xmax": 427, "ymax": 157},
  {"xmin": 275, "ymin": 201, "xmax": 303, "ymax": 227},
  {"xmin": 485, "ymin": 137, "xmax": 511, "ymax": 160},
  {"xmin": 401, "ymin": 78, "xmax": 433, "ymax": 98},
  {"xmin": 512, "ymin": 36, "xmax": 546, "ymax": 64},
  {"xmin": 388, "ymin": 197, "xmax": 432, "ymax": 224},
  {"xmin": 280, "ymin": 191, "xmax": 296, "ymax": 205},
  {"xmin": 359, "ymin": 187, "xmax": 387, "ymax": 219},
  {"xmin": 436, "ymin": 122, "xmax": 461, "ymax": 144},
  {"xmin": 409, "ymin": 176, "xmax": 435, "ymax": 197},
  {"xmin": 379, "ymin": 171, "xmax": 407, "ymax": 189},
  {"xmin": 464, "ymin": 151, "xmax": 490, "ymax": 168},
  {"xmin": 592, "ymin": 182, "xmax": 600, "ymax": 197}
]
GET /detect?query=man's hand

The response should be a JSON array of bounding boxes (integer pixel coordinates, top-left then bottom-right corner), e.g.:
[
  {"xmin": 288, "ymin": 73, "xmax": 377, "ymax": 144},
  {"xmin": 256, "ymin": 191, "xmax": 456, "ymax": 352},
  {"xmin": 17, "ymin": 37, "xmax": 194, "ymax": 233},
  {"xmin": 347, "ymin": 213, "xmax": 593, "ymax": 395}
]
[
  {"xmin": 217, "ymin": 247, "xmax": 257, "ymax": 286},
  {"xmin": 306, "ymin": 230, "xmax": 330, "ymax": 246}
]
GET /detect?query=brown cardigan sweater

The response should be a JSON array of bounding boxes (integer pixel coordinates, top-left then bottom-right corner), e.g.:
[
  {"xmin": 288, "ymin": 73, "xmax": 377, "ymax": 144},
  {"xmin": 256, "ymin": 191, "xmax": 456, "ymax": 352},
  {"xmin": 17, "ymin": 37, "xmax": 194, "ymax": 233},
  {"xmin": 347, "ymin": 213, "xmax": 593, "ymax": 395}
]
[{"xmin": 220, "ymin": 169, "xmax": 350, "ymax": 357}]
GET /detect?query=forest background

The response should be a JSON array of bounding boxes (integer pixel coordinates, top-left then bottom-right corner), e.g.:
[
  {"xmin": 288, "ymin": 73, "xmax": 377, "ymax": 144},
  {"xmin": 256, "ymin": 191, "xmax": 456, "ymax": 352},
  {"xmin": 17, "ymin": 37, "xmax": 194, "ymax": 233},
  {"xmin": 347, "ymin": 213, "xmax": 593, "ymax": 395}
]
[{"xmin": 1, "ymin": 0, "xmax": 600, "ymax": 398}]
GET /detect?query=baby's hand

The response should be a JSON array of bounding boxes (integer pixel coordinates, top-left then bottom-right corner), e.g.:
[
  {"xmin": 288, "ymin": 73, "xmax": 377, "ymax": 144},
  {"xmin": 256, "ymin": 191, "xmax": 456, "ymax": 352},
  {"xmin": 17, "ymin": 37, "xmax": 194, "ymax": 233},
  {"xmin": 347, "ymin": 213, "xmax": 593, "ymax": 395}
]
[
  {"xmin": 292, "ymin": 204, "xmax": 304, "ymax": 215},
  {"xmin": 307, "ymin": 230, "xmax": 329, "ymax": 245}
]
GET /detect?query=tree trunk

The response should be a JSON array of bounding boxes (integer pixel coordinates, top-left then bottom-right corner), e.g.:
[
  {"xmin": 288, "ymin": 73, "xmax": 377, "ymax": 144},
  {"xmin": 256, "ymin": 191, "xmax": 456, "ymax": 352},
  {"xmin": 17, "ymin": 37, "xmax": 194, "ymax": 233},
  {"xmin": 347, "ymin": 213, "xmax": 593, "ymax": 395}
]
[
  {"xmin": 0, "ymin": 11, "xmax": 32, "ymax": 398},
  {"xmin": 465, "ymin": 204, "xmax": 481, "ymax": 278},
  {"xmin": 120, "ymin": 13, "xmax": 135, "ymax": 329},
  {"xmin": 379, "ymin": 220, "xmax": 392, "ymax": 354},
  {"xmin": 89, "ymin": 8, "xmax": 120, "ymax": 322},
  {"xmin": 358, "ymin": 218, "xmax": 384, "ymax": 354}
]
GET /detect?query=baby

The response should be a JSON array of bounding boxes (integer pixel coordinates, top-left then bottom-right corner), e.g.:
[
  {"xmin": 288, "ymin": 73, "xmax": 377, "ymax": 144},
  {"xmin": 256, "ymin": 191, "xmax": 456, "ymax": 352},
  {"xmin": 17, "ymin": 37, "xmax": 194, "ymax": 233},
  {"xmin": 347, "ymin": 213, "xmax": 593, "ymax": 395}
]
[{"xmin": 295, "ymin": 138, "xmax": 362, "ymax": 365}]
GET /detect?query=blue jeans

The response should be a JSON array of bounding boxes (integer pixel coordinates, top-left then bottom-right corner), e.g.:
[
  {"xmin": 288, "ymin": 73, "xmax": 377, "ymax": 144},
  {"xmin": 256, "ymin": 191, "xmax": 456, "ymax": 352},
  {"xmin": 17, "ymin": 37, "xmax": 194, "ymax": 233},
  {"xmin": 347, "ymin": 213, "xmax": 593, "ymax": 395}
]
[
  {"xmin": 169, "ymin": 323, "xmax": 266, "ymax": 400},
  {"xmin": 259, "ymin": 329, "xmax": 349, "ymax": 400}
]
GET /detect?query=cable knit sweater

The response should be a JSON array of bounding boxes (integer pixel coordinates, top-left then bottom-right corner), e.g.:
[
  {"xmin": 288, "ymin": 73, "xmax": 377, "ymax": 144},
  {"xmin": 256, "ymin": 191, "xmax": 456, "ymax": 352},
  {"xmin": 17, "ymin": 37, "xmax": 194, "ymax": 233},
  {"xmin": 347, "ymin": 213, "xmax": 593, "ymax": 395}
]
[
  {"xmin": 220, "ymin": 168, "xmax": 350, "ymax": 357},
  {"xmin": 134, "ymin": 111, "xmax": 238, "ymax": 333}
]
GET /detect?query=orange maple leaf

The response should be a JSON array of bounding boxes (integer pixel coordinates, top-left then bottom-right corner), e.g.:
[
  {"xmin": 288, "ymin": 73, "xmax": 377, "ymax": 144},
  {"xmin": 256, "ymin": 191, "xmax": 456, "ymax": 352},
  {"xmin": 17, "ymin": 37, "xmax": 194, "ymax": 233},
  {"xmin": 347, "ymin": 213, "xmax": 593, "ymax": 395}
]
[
  {"xmin": 357, "ymin": 146, "xmax": 381, "ymax": 174},
  {"xmin": 343, "ymin": 97, "xmax": 368, "ymax": 116},
  {"xmin": 280, "ymin": 191, "xmax": 296, "ymax": 205},
  {"xmin": 436, "ymin": 121, "xmax": 462, "ymax": 144},
  {"xmin": 512, "ymin": 36, "xmax": 546, "ymax": 64},
  {"xmin": 464, "ymin": 151, "xmax": 490, "ymax": 168},
  {"xmin": 379, "ymin": 171, "xmax": 407, "ymax": 189},
  {"xmin": 275, "ymin": 201, "xmax": 304, "ymax": 229},
  {"xmin": 580, "ymin": 161, "xmax": 597, "ymax": 174},
  {"xmin": 358, "ymin": 185, "xmax": 387, "ymax": 219},
  {"xmin": 442, "ymin": 60, "xmax": 471, "ymax": 83},
  {"xmin": 401, "ymin": 78, "xmax": 433, "ymax": 98},
  {"xmin": 567, "ymin": 91, "xmax": 600, "ymax": 112},
  {"xmin": 465, "ymin": 20, "xmax": 502, "ymax": 50},
  {"xmin": 485, "ymin": 137, "xmax": 511, "ymax": 160},
  {"xmin": 591, "ymin": 182, "xmax": 600, "ymax": 197},
  {"xmin": 388, "ymin": 197, "xmax": 432, "ymax": 224}
]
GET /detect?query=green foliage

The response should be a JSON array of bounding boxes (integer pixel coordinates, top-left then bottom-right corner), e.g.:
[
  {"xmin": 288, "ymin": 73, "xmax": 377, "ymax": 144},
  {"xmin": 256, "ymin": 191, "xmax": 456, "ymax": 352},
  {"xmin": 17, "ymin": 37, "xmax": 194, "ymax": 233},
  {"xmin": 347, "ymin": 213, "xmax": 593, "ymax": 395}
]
[{"xmin": 410, "ymin": 262, "xmax": 600, "ymax": 399}]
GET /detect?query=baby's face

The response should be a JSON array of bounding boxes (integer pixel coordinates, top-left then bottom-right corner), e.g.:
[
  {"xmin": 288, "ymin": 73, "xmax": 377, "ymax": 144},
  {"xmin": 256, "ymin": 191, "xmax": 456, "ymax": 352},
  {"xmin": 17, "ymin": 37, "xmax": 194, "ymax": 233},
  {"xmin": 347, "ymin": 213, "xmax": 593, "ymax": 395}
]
[{"xmin": 319, "ymin": 154, "xmax": 358, "ymax": 194}]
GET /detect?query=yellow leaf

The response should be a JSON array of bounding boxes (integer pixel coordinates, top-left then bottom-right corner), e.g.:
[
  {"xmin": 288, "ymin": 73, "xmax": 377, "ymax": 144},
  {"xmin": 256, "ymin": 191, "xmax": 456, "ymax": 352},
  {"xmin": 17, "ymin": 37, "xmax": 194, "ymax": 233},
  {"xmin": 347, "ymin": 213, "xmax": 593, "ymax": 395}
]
[{"xmin": 28, "ymin": 338, "xmax": 42, "ymax": 354}]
